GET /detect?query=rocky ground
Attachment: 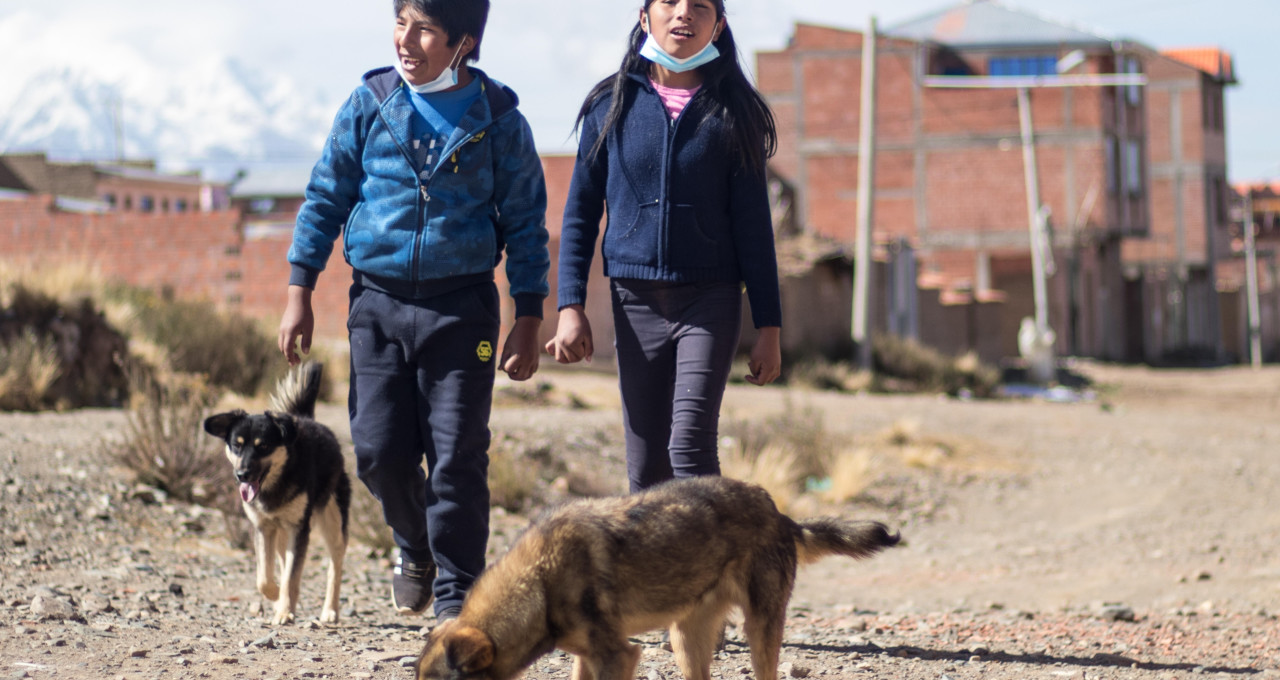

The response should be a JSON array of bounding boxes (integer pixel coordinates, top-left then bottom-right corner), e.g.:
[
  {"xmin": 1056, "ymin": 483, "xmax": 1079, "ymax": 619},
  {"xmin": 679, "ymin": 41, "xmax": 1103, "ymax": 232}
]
[{"xmin": 2, "ymin": 360, "xmax": 1280, "ymax": 679}]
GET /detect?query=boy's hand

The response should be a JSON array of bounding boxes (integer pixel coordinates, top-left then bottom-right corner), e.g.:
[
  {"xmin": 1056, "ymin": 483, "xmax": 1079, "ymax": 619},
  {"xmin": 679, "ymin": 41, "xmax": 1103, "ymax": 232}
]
[
  {"xmin": 501, "ymin": 316, "xmax": 542, "ymax": 381},
  {"xmin": 745, "ymin": 326, "xmax": 781, "ymax": 386},
  {"xmin": 278, "ymin": 285, "xmax": 315, "ymax": 367},
  {"xmin": 544, "ymin": 305, "xmax": 593, "ymax": 364}
]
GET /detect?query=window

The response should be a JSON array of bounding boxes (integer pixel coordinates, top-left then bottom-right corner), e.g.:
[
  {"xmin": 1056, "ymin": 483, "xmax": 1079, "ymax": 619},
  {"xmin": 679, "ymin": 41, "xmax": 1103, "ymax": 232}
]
[
  {"xmin": 1203, "ymin": 84, "xmax": 1224, "ymax": 132},
  {"xmin": 103, "ymin": 194, "xmax": 117, "ymax": 209},
  {"xmin": 1125, "ymin": 56, "xmax": 1142, "ymax": 107},
  {"xmin": 1105, "ymin": 137, "xmax": 1119, "ymax": 195},
  {"xmin": 249, "ymin": 197, "xmax": 277, "ymax": 214},
  {"xmin": 1125, "ymin": 140, "xmax": 1143, "ymax": 196},
  {"xmin": 174, "ymin": 198, "xmax": 188, "ymax": 213},
  {"xmin": 139, "ymin": 195, "xmax": 155, "ymax": 212},
  {"xmin": 989, "ymin": 55, "xmax": 1058, "ymax": 77}
]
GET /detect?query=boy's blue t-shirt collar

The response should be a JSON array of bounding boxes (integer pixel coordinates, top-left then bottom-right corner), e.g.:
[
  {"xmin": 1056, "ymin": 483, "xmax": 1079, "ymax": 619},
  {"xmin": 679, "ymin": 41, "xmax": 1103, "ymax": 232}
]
[{"xmin": 407, "ymin": 76, "xmax": 483, "ymax": 130}]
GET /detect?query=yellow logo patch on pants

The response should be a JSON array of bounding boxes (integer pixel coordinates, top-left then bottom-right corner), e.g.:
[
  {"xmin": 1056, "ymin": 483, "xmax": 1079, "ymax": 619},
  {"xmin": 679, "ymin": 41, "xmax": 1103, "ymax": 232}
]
[{"xmin": 476, "ymin": 341, "xmax": 493, "ymax": 362}]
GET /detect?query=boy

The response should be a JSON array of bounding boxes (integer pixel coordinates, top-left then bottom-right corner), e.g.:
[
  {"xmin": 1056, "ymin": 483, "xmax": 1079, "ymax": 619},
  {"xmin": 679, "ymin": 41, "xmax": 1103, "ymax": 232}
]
[{"xmin": 277, "ymin": 0, "xmax": 549, "ymax": 621}]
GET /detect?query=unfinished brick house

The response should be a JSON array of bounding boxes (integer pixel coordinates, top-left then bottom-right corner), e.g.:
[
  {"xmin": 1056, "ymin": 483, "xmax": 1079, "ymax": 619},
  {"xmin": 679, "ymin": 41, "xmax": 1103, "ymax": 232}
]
[{"xmin": 756, "ymin": 0, "xmax": 1237, "ymax": 364}]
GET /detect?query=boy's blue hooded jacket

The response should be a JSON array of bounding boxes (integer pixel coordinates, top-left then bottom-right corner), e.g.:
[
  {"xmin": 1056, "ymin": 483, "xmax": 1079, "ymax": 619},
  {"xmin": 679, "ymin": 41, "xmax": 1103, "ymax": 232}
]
[{"xmin": 288, "ymin": 67, "xmax": 549, "ymax": 318}]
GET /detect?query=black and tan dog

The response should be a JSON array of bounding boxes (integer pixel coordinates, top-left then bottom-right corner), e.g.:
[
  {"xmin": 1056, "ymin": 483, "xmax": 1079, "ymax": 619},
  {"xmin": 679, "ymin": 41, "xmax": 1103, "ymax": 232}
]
[
  {"xmin": 415, "ymin": 475, "xmax": 900, "ymax": 680},
  {"xmin": 203, "ymin": 361, "xmax": 350, "ymax": 625}
]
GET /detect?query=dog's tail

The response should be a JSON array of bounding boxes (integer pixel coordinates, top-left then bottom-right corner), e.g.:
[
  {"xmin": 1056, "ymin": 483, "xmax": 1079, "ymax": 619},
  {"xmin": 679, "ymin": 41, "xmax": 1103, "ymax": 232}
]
[
  {"xmin": 794, "ymin": 518, "xmax": 900, "ymax": 566},
  {"xmin": 269, "ymin": 361, "xmax": 324, "ymax": 419}
]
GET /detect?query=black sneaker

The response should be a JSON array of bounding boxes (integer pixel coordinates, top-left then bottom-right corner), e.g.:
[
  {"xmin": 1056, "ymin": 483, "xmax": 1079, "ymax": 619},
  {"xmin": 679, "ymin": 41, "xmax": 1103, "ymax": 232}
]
[{"xmin": 392, "ymin": 555, "xmax": 435, "ymax": 615}]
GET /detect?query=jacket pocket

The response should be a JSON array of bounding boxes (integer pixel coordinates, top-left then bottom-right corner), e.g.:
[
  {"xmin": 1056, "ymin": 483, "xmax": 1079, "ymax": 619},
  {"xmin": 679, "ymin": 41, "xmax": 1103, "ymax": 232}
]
[
  {"xmin": 667, "ymin": 204, "xmax": 718, "ymax": 269},
  {"xmin": 603, "ymin": 200, "xmax": 659, "ymax": 267},
  {"xmin": 341, "ymin": 202, "xmax": 366, "ymax": 264}
]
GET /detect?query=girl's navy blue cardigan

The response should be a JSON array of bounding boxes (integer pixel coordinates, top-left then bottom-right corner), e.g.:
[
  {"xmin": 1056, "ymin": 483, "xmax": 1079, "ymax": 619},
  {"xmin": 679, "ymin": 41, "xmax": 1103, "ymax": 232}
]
[{"xmin": 556, "ymin": 73, "xmax": 782, "ymax": 328}]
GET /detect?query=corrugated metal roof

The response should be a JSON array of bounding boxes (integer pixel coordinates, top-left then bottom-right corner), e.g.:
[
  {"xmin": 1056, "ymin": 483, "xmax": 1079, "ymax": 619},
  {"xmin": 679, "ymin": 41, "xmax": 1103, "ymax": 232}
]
[
  {"xmin": 887, "ymin": 0, "xmax": 1113, "ymax": 49},
  {"xmin": 1162, "ymin": 47, "xmax": 1237, "ymax": 83},
  {"xmin": 230, "ymin": 165, "xmax": 314, "ymax": 198}
]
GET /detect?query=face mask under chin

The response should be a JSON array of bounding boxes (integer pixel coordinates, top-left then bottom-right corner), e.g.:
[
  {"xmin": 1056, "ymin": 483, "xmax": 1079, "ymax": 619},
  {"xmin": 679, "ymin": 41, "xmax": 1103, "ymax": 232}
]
[
  {"xmin": 638, "ymin": 20, "xmax": 721, "ymax": 74},
  {"xmin": 397, "ymin": 40, "xmax": 468, "ymax": 94}
]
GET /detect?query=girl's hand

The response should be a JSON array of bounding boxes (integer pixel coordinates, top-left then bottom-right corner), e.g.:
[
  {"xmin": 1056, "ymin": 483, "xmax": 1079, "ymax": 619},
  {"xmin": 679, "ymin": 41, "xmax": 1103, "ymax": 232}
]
[
  {"xmin": 544, "ymin": 305, "xmax": 594, "ymax": 364},
  {"xmin": 746, "ymin": 326, "xmax": 781, "ymax": 386}
]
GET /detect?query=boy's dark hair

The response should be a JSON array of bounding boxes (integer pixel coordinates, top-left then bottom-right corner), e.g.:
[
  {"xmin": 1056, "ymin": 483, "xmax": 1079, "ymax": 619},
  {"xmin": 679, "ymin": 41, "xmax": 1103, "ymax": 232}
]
[
  {"xmin": 394, "ymin": 0, "xmax": 490, "ymax": 63},
  {"xmin": 575, "ymin": 0, "xmax": 777, "ymax": 174}
]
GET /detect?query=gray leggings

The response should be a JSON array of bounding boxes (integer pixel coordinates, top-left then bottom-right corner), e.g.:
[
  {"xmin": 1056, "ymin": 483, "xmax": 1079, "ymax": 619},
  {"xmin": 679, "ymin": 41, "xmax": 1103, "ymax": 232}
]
[{"xmin": 610, "ymin": 279, "xmax": 743, "ymax": 492}]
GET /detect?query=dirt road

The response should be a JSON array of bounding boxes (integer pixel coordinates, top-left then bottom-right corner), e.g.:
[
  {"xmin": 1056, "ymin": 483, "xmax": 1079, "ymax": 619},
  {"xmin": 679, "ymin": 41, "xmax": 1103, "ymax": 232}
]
[{"xmin": 2, "ymin": 361, "xmax": 1279, "ymax": 679}]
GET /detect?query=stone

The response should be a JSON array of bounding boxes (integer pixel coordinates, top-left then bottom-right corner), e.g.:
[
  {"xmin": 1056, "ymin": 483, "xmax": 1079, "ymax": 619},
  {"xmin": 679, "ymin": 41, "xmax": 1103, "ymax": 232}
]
[{"xmin": 29, "ymin": 596, "xmax": 75, "ymax": 620}]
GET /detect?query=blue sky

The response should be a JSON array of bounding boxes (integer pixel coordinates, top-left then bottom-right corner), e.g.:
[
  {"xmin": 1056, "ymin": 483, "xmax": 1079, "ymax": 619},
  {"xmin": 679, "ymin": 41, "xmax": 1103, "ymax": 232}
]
[{"xmin": 1, "ymin": 0, "xmax": 1276, "ymax": 180}]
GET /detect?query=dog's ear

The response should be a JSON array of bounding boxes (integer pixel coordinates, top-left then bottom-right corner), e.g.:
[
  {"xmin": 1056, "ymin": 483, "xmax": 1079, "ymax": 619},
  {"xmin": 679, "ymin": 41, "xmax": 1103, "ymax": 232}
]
[
  {"xmin": 203, "ymin": 410, "xmax": 248, "ymax": 439},
  {"xmin": 266, "ymin": 411, "xmax": 298, "ymax": 446},
  {"xmin": 444, "ymin": 625, "xmax": 494, "ymax": 674}
]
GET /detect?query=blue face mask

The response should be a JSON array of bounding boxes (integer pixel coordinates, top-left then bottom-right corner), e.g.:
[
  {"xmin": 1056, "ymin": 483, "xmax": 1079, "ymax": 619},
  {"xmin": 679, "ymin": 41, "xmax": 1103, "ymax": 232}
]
[{"xmin": 638, "ymin": 20, "xmax": 721, "ymax": 73}]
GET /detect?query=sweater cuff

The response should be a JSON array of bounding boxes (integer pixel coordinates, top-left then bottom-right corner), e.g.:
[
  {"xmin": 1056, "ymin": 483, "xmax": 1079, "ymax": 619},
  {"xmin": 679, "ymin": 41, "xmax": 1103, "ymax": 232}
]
[
  {"xmin": 289, "ymin": 264, "xmax": 320, "ymax": 289},
  {"xmin": 513, "ymin": 293, "xmax": 545, "ymax": 320},
  {"xmin": 557, "ymin": 286, "xmax": 587, "ymax": 311}
]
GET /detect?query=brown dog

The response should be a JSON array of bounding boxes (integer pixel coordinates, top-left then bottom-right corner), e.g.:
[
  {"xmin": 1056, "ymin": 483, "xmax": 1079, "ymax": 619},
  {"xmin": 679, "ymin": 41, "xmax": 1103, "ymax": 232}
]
[{"xmin": 414, "ymin": 475, "xmax": 899, "ymax": 680}]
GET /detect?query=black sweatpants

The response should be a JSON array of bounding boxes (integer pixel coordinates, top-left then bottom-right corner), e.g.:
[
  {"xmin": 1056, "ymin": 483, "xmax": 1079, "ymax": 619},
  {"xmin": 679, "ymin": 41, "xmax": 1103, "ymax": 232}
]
[{"xmin": 347, "ymin": 281, "xmax": 499, "ymax": 615}]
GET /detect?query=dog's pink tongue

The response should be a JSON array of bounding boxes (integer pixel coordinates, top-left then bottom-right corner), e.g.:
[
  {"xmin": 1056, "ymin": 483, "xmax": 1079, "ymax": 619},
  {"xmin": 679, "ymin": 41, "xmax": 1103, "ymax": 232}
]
[{"xmin": 239, "ymin": 482, "xmax": 258, "ymax": 503}]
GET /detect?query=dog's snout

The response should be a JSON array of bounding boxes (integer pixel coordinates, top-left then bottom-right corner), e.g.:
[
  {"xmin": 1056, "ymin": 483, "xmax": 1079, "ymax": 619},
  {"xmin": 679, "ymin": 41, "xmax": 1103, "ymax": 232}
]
[{"xmin": 235, "ymin": 469, "xmax": 253, "ymax": 483}]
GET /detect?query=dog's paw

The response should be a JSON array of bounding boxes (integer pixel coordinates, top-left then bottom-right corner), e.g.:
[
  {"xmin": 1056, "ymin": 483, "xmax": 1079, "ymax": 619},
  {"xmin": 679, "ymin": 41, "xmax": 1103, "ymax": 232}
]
[
  {"xmin": 258, "ymin": 582, "xmax": 280, "ymax": 601},
  {"xmin": 319, "ymin": 608, "xmax": 339, "ymax": 624},
  {"xmin": 270, "ymin": 608, "xmax": 296, "ymax": 626}
]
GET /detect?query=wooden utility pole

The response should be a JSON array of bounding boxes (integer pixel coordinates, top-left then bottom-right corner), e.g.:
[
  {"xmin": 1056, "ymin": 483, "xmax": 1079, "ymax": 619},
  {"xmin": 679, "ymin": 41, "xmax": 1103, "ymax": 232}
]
[
  {"xmin": 852, "ymin": 16, "xmax": 878, "ymax": 371},
  {"xmin": 1243, "ymin": 189, "xmax": 1262, "ymax": 369},
  {"xmin": 1017, "ymin": 86, "xmax": 1055, "ymax": 383}
]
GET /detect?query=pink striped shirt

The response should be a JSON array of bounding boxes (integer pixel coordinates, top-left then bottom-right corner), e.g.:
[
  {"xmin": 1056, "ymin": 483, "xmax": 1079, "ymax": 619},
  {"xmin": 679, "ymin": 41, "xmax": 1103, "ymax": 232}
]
[{"xmin": 650, "ymin": 79, "xmax": 701, "ymax": 120}]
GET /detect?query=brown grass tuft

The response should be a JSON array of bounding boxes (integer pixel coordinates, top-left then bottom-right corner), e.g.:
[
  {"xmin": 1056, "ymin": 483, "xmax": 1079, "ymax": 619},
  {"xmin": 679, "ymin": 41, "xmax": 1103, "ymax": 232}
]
[{"xmin": 0, "ymin": 328, "xmax": 62, "ymax": 411}]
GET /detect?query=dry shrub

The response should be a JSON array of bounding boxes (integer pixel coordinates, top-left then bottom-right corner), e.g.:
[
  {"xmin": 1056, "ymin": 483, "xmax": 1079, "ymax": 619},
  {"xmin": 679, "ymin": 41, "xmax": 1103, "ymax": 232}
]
[
  {"xmin": 494, "ymin": 381, "xmax": 591, "ymax": 410},
  {"xmin": 786, "ymin": 359, "xmax": 871, "ymax": 393},
  {"xmin": 488, "ymin": 436, "xmax": 543, "ymax": 513},
  {"xmin": 0, "ymin": 284, "xmax": 130, "ymax": 409},
  {"xmin": 112, "ymin": 365, "xmax": 226, "ymax": 503},
  {"xmin": 719, "ymin": 401, "xmax": 831, "ymax": 484},
  {"xmin": 873, "ymin": 418, "xmax": 955, "ymax": 470},
  {"xmin": 108, "ymin": 285, "xmax": 276, "ymax": 397},
  {"xmin": 348, "ymin": 482, "xmax": 394, "ymax": 556},
  {"xmin": 720, "ymin": 443, "xmax": 802, "ymax": 513},
  {"xmin": 0, "ymin": 260, "xmax": 105, "ymax": 302},
  {"xmin": 0, "ymin": 328, "xmax": 61, "ymax": 411},
  {"xmin": 822, "ymin": 448, "xmax": 876, "ymax": 504},
  {"xmin": 872, "ymin": 334, "xmax": 1000, "ymax": 398}
]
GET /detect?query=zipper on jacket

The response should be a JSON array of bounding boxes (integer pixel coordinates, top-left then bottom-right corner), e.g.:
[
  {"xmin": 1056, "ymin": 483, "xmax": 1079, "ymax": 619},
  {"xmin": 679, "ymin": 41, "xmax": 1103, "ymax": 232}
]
[
  {"xmin": 377, "ymin": 80, "xmax": 513, "ymax": 286},
  {"xmin": 656, "ymin": 86, "xmax": 703, "ymax": 270}
]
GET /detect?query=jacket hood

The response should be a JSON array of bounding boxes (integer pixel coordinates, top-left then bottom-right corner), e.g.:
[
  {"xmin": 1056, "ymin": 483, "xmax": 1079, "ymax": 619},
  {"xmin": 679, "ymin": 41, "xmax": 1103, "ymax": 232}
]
[{"xmin": 361, "ymin": 66, "xmax": 520, "ymax": 119}]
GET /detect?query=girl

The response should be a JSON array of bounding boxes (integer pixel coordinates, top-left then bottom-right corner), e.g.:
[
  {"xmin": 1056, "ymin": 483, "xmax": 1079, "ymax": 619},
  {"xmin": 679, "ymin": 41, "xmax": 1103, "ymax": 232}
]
[{"xmin": 546, "ymin": 0, "xmax": 782, "ymax": 492}]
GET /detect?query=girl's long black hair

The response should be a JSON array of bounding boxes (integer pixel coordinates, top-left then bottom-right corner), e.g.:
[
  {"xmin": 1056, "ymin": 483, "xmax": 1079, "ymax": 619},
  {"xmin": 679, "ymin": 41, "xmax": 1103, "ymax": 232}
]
[{"xmin": 574, "ymin": 0, "xmax": 777, "ymax": 174}]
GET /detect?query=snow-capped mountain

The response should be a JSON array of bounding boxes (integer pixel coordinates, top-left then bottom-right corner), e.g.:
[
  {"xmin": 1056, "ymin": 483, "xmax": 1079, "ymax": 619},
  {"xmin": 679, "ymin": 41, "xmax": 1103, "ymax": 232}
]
[{"xmin": 0, "ymin": 51, "xmax": 336, "ymax": 180}]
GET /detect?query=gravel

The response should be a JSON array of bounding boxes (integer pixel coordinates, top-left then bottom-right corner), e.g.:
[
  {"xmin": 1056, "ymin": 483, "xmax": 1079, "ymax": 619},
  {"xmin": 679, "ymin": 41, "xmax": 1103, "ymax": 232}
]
[{"xmin": 1, "ymin": 361, "xmax": 1278, "ymax": 679}]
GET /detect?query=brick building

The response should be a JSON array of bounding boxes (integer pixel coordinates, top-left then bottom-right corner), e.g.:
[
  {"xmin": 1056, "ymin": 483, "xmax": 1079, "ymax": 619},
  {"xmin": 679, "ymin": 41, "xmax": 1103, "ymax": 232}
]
[
  {"xmin": 756, "ymin": 0, "xmax": 1237, "ymax": 363},
  {"xmin": 0, "ymin": 152, "xmax": 230, "ymax": 213},
  {"xmin": 1125, "ymin": 47, "xmax": 1237, "ymax": 363},
  {"xmin": 1222, "ymin": 182, "xmax": 1280, "ymax": 362}
]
